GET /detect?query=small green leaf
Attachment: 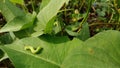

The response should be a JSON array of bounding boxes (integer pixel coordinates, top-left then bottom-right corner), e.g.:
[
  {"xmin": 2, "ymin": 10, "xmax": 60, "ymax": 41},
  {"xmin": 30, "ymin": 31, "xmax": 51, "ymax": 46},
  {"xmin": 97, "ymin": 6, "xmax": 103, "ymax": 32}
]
[
  {"xmin": 53, "ymin": 21, "xmax": 62, "ymax": 34},
  {"xmin": 0, "ymin": 33, "xmax": 13, "ymax": 44},
  {"xmin": 65, "ymin": 22, "xmax": 90, "ymax": 41},
  {"xmin": 0, "ymin": 12, "xmax": 36, "ymax": 33},
  {"xmin": 33, "ymin": 0, "xmax": 69, "ymax": 36},
  {"xmin": 65, "ymin": 24, "xmax": 79, "ymax": 36},
  {"xmin": 0, "ymin": 0, "xmax": 25, "ymax": 22},
  {"xmin": 77, "ymin": 22, "xmax": 90, "ymax": 41},
  {"xmin": 10, "ymin": 0, "xmax": 24, "ymax": 5},
  {"xmin": 44, "ymin": 17, "xmax": 56, "ymax": 34}
]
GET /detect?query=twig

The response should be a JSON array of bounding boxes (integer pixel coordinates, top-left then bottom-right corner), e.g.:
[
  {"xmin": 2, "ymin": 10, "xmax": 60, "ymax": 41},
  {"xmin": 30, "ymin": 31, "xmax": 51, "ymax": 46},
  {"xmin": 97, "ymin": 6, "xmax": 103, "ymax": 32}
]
[{"xmin": 89, "ymin": 23, "xmax": 120, "ymax": 26}]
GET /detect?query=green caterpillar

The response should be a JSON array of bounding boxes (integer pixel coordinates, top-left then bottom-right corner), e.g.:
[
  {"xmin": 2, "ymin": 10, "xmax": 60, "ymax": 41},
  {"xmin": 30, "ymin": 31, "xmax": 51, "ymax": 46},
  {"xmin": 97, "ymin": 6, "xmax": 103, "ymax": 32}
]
[{"xmin": 24, "ymin": 45, "xmax": 42, "ymax": 54}]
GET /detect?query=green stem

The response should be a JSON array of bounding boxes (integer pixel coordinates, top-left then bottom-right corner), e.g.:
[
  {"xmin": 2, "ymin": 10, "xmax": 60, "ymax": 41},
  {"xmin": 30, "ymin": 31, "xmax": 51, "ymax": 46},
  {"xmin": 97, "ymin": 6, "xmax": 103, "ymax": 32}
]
[
  {"xmin": 21, "ymin": 1, "xmax": 29, "ymax": 13},
  {"xmin": 89, "ymin": 23, "xmax": 120, "ymax": 26},
  {"xmin": 113, "ymin": 0, "xmax": 120, "ymax": 30},
  {"xmin": 31, "ymin": 0, "xmax": 35, "ymax": 11},
  {"xmin": 58, "ymin": 9, "xmax": 73, "ymax": 13},
  {"xmin": 77, "ymin": 0, "xmax": 92, "ymax": 32},
  {"xmin": 108, "ymin": 11, "xmax": 114, "ymax": 23},
  {"xmin": 22, "ymin": 5, "xmax": 28, "ymax": 13},
  {"xmin": 79, "ymin": 0, "xmax": 85, "ymax": 11}
]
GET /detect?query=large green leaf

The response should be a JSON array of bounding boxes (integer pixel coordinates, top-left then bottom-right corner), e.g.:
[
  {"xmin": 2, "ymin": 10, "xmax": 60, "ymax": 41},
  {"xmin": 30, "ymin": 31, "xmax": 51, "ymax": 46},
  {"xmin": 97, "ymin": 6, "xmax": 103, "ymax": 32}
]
[
  {"xmin": 33, "ymin": 0, "xmax": 69, "ymax": 36},
  {"xmin": 62, "ymin": 30, "xmax": 120, "ymax": 68},
  {"xmin": 39, "ymin": 0, "xmax": 50, "ymax": 10},
  {"xmin": 0, "ymin": 36, "xmax": 83, "ymax": 68}
]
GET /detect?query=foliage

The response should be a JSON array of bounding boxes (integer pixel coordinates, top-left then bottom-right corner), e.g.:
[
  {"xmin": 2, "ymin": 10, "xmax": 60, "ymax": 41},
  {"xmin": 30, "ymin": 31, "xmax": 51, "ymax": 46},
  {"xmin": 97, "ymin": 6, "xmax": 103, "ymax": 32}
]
[
  {"xmin": 0, "ymin": 0, "xmax": 120, "ymax": 68},
  {"xmin": 1, "ymin": 30, "xmax": 120, "ymax": 68}
]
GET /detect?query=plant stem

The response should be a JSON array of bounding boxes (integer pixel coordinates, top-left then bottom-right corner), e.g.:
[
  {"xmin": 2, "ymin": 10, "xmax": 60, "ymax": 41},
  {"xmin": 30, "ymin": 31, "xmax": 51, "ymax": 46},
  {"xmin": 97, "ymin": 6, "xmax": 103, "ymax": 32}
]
[
  {"xmin": 31, "ymin": 0, "xmax": 35, "ymax": 11},
  {"xmin": 77, "ymin": 0, "xmax": 92, "ymax": 32},
  {"xmin": 79, "ymin": 0, "xmax": 85, "ymax": 11},
  {"xmin": 21, "ymin": 1, "xmax": 29, "ymax": 13},
  {"xmin": 89, "ymin": 23, "xmax": 120, "ymax": 26},
  {"xmin": 113, "ymin": 0, "xmax": 120, "ymax": 30},
  {"xmin": 58, "ymin": 9, "xmax": 73, "ymax": 13},
  {"xmin": 108, "ymin": 11, "xmax": 114, "ymax": 23},
  {"xmin": 22, "ymin": 5, "xmax": 29, "ymax": 13}
]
